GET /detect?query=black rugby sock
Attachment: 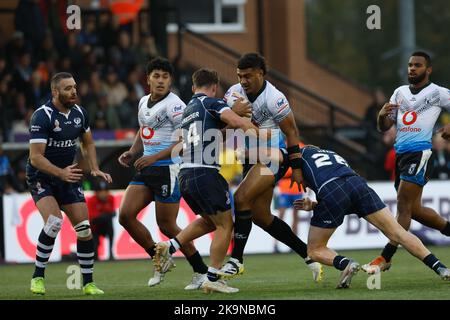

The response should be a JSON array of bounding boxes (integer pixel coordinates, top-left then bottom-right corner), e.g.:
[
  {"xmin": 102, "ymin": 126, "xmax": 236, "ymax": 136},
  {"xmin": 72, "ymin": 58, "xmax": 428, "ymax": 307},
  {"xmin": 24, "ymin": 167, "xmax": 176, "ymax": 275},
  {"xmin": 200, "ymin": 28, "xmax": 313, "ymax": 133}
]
[
  {"xmin": 187, "ymin": 251, "xmax": 208, "ymax": 274},
  {"xmin": 333, "ymin": 255, "xmax": 350, "ymax": 271},
  {"xmin": 231, "ymin": 210, "xmax": 253, "ymax": 263},
  {"xmin": 264, "ymin": 216, "xmax": 308, "ymax": 258},
  {"xmin": 381, "ymin": 243, "xmax": 397, "ymax": 262},
  {"xmin": 423, "ymin": 254, "xmax": 446, "ymax": 274}
]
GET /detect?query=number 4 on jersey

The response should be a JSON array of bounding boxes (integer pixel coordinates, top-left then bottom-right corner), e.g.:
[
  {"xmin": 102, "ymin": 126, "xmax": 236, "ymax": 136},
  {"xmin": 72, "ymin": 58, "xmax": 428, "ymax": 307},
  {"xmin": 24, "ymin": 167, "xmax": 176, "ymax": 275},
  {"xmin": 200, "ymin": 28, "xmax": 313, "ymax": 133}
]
[{"xmin": 184, "ymin": 122, "xmax": 201, "ymax": 149}]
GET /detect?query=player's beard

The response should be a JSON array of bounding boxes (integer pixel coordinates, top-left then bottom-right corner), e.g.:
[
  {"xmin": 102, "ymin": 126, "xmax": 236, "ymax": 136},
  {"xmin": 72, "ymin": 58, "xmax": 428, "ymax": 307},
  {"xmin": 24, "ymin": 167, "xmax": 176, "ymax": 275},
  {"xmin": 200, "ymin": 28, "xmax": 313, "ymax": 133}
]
[
  {"xmin": 58, "ymin": 94, "xmax": 76, "ymax": 109},
  {"xmin": 408, "ymin": 71, "xmax": 427, "ymax": 85}
]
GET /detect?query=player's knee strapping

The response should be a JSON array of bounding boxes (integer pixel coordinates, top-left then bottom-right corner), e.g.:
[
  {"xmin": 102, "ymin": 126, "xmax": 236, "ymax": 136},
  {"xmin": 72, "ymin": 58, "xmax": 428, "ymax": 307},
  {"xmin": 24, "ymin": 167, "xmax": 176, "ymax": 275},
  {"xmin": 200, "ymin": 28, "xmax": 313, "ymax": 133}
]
[
  {"xmin": 33, "ymin": 215, "xmax": 63, "ymax": 278},
  {"xmin": 74, "ymin": 220, "xmax": 92, "ymax": 238},
  {"xmin": 43, "ymin": 215, "xmax": 63, "ymax": 238}
]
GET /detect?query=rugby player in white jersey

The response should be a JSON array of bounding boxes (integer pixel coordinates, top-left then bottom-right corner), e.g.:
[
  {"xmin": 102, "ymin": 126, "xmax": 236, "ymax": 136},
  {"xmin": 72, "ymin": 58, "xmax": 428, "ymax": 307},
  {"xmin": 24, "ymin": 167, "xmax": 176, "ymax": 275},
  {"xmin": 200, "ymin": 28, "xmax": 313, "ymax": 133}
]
[
  {"xmin": 118, "ymin": 58, "xmax": 208, "ymax": 290},
  {"xmin": 363, "ymin": 51, "xmax": 450, "ymax": 273},
  {"xmin": 219, "ymin": 53, "xmax": 323, "ymax": 282}
]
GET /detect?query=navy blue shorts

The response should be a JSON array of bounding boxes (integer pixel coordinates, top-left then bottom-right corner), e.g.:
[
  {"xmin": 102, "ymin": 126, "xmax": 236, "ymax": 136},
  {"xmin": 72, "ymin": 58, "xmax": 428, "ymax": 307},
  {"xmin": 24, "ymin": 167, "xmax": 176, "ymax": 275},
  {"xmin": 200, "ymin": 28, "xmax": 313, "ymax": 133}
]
[
  {"xmin": 179, "ymin": 167, "xmax": 231, "ymax": 215},
  {"xmin": 395, "ymin": 150, "xmax": 433, "ymax": 190},
  {"xmin": 243, "ymin": 148, "xmax": 290, "ymax": 185},
  {"xmin": 130, "ymin": 165, "xmax": 181, "ymax": 203},
  {"xmin": 26, "ymin": 173, "xmax": 85, "ymax": 206},
  {"xmin": 311, "ymin": 175, "xmax": 386, "ymax": 229}
]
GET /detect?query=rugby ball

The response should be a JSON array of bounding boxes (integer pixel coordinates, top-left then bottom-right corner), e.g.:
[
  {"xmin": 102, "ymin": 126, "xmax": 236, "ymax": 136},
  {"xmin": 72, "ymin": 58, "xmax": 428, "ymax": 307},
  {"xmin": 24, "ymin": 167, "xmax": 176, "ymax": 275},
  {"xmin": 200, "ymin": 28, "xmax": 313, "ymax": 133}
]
[{"xmin": 226, "ymin": 91, "xmax": 252, "ymax": 119}]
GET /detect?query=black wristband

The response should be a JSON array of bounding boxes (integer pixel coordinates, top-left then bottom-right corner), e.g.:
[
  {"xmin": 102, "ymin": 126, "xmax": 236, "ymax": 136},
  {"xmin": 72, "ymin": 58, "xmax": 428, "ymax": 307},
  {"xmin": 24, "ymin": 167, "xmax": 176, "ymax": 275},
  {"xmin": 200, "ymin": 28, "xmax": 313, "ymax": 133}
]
[
  {"xmin": 290, "ymin": 157, "xmax": 302, "ymax": 169},
  {"xmin": 287, "ymin": 145, "xmax": 301, "ymax": 155},
  {"xmin": 287, "ymin": 145, "xmax": 302, "ymax": 169}
]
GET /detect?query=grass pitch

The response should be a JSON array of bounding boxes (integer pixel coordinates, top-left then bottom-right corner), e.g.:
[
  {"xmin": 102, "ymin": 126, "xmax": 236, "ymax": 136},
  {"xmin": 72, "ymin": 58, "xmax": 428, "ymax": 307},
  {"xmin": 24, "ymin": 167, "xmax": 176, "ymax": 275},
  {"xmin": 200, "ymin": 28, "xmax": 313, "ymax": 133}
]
[{"xmin": 1, "ymin": 246, "xmax": 449, "ymax": 300}]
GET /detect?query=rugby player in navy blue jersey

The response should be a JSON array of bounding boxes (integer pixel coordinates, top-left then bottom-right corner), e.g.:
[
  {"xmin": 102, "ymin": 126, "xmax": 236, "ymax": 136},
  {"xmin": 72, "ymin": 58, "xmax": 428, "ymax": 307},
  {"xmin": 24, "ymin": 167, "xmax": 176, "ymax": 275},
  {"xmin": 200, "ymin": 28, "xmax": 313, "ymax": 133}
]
[
  {"xmin": 294, "ymin": 145, "xmax": 450, "ymax": 288},
  {"xmin": 28, "ymin": 72, "xmax": 112, "ymax": 295},
  {"xmin": 154, "ymin": 68, "xmax": 260, "ymax": 293}
]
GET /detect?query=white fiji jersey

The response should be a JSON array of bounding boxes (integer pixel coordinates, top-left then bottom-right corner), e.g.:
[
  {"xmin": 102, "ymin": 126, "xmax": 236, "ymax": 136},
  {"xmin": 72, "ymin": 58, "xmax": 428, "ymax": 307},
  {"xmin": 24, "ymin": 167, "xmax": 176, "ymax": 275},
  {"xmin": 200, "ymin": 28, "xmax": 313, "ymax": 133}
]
[
  {"xmin": 390, "ymin": 83, "xmax": 450, "ymax": 154},
  {"xmin": 224, "ymin": 81, "xmax": 291, "ymax": 148},
  {"xmin": 137, "ymin": 92, "xmax": 186, "ymax": 165}
]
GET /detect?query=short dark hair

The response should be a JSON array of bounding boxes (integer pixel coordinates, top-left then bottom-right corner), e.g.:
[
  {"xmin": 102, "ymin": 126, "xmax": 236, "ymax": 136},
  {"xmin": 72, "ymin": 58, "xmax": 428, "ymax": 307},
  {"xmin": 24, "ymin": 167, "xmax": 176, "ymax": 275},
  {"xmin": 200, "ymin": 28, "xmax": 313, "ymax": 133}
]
[
  {"xmin": 146, "ymin": 57, "xmax": 174, "ymax": 76},
  {"xmin": 411, "ymin": 51, "xmax": 432, "ymax": 66},
  {"xmin": 237, "ymin": 52, "xmax": 267, "ymax": 75},
  {"xmin": 51, "ymin": 72, "xmax": 73, "ymax": 90},
  {"xmin": 192, "ymin": 68, "xmax": 219, "ymax": 88}
]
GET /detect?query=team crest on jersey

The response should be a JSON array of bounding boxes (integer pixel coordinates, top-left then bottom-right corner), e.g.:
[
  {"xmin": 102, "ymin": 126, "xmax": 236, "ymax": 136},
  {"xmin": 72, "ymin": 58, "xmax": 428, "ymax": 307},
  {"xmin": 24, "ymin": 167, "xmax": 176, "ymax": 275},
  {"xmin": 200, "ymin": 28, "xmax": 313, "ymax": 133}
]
[
  {"xmin": 53, "ymin": 119, "xmax": 62, "ymax": 132},
  {"xmin": 74, "ymin": 117, "xmax": 82, "ymax": 128}
]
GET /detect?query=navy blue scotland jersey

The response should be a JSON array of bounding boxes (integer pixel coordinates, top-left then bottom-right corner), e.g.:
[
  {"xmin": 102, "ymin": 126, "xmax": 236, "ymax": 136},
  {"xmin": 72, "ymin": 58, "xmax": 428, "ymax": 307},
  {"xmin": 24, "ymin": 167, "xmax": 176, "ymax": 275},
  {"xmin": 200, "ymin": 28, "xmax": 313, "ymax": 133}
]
[
  {"xmin": 300, "ymin": 146, "xmax": 357, "ymax": 194},
  {"xmin": 26, "ymin": 100, "xmax": 90, "ymax": 178},
  {"xmin": 180, "ymin": 93, "xmax": 230, "ymax": 168},
  {"xmin": 300, "ymin": 146, "xmax": 386, "ymax": 228}
]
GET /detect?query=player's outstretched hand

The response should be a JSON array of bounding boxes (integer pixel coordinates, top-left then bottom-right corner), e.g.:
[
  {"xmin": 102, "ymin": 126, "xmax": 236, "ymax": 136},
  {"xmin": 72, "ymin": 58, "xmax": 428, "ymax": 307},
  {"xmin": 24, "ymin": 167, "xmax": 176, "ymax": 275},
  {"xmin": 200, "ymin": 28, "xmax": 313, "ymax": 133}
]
[
  {"xmin": 437, "ymin": 124, "xmax": 450, "ymax": 140},
  {"xmin": 91, "ymin": 169, "xmax": 113, "ymax": 183},
  {"xmin": 118, "ymin": 150, "xmax": 134, "ymax": 167},
  {"xmin": 290, "ymin": 168, "xmax": 304, "ymax": 191},
  {"xmin": 232, "ymin": 97, "xmax": 252, "ymax": 118},
  {"xmin": 134, "ymin": 155, "xmax": 157, "ymax": 171},
  {"xmin": 293, "ymin": 197, "xmax": 313, "ymax": 211},
  {"xmin": 60, "ymin": 163, "xmax": 83, "ymax": 183},
  {"xmin": 379, "ymin": 103, "xmax": 398, "ymax": 118}
]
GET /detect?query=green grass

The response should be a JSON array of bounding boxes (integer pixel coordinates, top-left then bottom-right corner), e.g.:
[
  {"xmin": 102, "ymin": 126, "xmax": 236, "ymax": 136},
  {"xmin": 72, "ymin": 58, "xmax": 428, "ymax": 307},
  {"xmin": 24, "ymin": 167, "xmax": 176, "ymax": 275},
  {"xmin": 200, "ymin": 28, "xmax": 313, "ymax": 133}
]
[{"xmin": 1, "ymin": 246, "xmax": 450, "ymax": 300}]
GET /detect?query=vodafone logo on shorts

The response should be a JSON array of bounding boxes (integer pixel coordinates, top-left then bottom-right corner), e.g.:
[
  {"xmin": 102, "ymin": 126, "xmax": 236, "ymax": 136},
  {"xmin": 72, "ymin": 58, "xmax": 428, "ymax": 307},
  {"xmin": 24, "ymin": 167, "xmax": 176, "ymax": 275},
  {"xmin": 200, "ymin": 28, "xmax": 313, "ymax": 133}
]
[
  {"xmin": 141, "ymin": 126, "xmax": 154, "ymax": 139},
  {"xmin": 402, "ymin": 111, "xmax": 417, "ymax": 125}
]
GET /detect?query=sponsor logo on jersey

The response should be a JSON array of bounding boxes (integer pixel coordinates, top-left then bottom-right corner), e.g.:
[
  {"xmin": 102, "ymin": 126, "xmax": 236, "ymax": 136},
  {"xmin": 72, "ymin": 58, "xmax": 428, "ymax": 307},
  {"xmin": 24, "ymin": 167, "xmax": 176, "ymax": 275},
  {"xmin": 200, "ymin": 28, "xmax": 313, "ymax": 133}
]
[
  {"xmin": 47, "ymin": 138, "xmax": 76, "ymax": 147},
  {"xmin": 143, "ymin": 141, "xmax": 161, "ymax": 146},
  {"xmin": 161, "ymin": 185, "xmax": 168, "ymax": 197},
  {"xmin": 30, "ymin": 125, "xmax": 41, "ymax": 132},
  {"xmin": 74, "ymin": 117, "xmax": 82, "ymax": 128},
  {"xmin": 141, "ymin": 126, "xmax": 155, "ymax": 140},
  {"xmin": 36, "ymin": 182, "xmax": 46, "ymax": 195},
  {"xmin": 172, "ymin": 105, "xmax": 183, "ymax": 113},
  {"xmin": 408, "ymin": 163, "xmax": 417, "ymax": 175},
  {"xmin": 399, "ymin": 127, "xmax": 421, "ymax": 132},
  {"xmin": 276, "ymin": 97, "xmax": 286, "ymax": 108},
  {"xmin": 402, "ymin": 111, "xmax": 417, "ymax": 125},
  {"xmin": 276, "ymin": 97, "xmax": 289, "ymax": 113},
  {"xmin": 53, "ymin": 119, "xmax": 62, "ymax": 132},
  {"xmin": 181, "ymin": 112, "xmax": 200, "ymax": 125}
]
